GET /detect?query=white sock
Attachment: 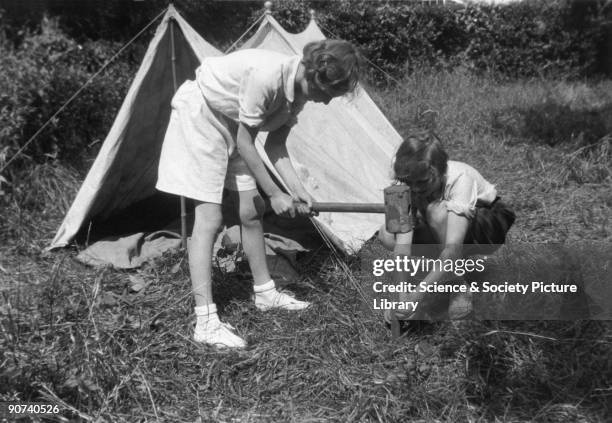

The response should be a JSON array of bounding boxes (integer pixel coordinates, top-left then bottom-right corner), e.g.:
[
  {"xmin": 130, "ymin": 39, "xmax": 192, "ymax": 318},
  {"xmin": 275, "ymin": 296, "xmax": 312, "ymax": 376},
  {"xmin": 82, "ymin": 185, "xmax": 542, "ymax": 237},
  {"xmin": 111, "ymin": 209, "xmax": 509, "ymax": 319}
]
[
  {"xmin": 194, "ymin": 304, "xmax": 219, "ymax": 326},
  {"xmin": 253, "ymin": 280, "xmax": 276, "ymax": 293},
  {"xmin": 254, "ymin": 280, "xmax": 277, "ymax": 303},
  {"xmin": 253, "ymin": 280, "xmax": 310, "ymax": 310}
]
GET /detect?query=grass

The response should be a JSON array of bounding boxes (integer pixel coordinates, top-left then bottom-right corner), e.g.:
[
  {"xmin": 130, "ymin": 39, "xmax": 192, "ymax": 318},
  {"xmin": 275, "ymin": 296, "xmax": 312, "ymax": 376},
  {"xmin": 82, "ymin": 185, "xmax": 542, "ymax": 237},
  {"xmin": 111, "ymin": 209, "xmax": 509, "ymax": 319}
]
[{"xmin": 1, "ymin": 70, "xmax": 611, "ymax": 422}]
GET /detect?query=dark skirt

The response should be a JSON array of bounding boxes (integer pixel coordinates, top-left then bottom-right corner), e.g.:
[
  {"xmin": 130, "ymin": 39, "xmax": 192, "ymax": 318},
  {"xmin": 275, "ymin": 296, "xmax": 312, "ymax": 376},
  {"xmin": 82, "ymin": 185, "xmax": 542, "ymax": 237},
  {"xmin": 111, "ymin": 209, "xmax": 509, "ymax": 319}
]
[
  {"xmin": 464, "ymin": 198, "xmax": 515, "ymax": 245},
  {"xmin": 413, "ymin": 198, "xmax": 516, "ymax": 254}
]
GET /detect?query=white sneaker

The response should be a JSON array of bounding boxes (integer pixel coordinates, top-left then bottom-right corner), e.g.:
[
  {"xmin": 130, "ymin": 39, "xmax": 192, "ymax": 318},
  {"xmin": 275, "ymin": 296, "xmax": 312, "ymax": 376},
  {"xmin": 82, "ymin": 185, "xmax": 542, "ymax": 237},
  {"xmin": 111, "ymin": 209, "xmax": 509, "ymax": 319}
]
[
  {"xmin": 254, "ymin": 289, "xmax": 311, "ymax": 311},
  {"xmin": 193, "ymin": 320, "xmax": 246, "ymax": 349}
]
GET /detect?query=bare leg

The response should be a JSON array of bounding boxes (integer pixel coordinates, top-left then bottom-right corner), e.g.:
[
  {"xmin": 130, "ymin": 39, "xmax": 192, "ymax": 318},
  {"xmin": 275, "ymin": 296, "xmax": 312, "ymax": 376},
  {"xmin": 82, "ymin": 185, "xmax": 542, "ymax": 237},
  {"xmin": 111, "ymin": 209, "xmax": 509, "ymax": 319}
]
[
  {"xmin": 189, "ymin": 201, "xmax": 223, "ymax": 306},
  {"xmin": 235, "ymin": 189, "xmax": 271, "ymax": 286},
  {"xmin": 378, "ymin": 224, "xmax": 399, "ymax": 251},
  {"xmin": 233, "ymin": 189, "xmax": 310, "ymax": 310},
  {"xmin": 378, "ymin": 224, "xmax": 421, "ymax": 321},
  {"xmin": 424, "ymin": 201, "xmax": 447, "ymax": 244},
  {"xmin": 379, "ymin": 205, "xmax": 453, "ymax": 321},
  {"xmin": 190, "ymin": 200, "xmax": 246, "ymax": 348}
]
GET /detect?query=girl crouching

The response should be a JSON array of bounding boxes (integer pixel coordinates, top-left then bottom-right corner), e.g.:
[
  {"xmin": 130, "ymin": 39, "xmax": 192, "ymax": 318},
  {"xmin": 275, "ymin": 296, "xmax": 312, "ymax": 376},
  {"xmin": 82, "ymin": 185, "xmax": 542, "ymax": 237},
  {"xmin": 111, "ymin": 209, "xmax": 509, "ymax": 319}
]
[{"xmin": 378, "ymin": 130, "xmax": 515, "ymax": 322}]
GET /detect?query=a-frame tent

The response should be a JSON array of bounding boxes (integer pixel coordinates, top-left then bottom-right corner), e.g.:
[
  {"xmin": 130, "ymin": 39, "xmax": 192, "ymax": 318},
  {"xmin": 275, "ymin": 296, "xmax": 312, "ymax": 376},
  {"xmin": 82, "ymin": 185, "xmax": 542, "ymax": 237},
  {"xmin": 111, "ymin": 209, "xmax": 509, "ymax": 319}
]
[
  {"xmin": 50, "ymin": 5, "xmax": 403, "ymax": 256},
  {"xmin": 50, "ymin": 5, "xmax": 221, "ymax": 249}
]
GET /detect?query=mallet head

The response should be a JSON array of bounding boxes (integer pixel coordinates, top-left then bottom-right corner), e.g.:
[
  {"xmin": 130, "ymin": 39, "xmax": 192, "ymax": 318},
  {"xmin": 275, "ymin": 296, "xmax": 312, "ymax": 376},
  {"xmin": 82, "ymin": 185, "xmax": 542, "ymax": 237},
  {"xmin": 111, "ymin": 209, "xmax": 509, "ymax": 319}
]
[{"xmin": 383, "ymin": 184, "xmax": 413, "ymax": 234}]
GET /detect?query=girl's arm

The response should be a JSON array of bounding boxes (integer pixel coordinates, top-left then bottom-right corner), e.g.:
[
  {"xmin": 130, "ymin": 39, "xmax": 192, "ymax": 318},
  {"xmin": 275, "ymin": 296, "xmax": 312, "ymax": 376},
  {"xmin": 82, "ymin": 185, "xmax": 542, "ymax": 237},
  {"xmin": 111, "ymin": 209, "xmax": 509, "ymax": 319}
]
[
  {"xmin": 264, "ymin": 125, "xmax": 313, "ymax": 209},
  {"xmin": 397, "ymin": 179, "xmax": 473, "ymax": 308},
  {"xmin": 420, "ymin": 212, "xmax": 470, "ymax": 287},
  {"xmin": 236, "ymin": 122, "xmax": 295, "ymax": 216},
  {"xmin": 421, "ymin": 172, "xmax": 475, "ymax": 286},
  {"xmin": 392, "ymin": 213, "xmax": 468, "ymax": 320}
]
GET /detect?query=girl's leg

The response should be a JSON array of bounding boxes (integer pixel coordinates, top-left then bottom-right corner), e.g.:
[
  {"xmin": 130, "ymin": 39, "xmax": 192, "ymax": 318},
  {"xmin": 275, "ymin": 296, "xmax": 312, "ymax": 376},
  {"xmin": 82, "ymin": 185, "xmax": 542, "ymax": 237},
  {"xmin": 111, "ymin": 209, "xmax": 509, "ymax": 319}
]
[
  {"xmin": 236, "ymin": 189, "xmax": 310, "ymax": 310},
  {"xmin": 378, "ymin": 224, "xmax": 417, "ymax": 252},
  {"xmin": 190, "ymin": 201, "xmax": 223, "ymax": 306},
  {"xmin": 235, "ymin": 189, "xmax": 270, "ymax": 285},
  {"xmin": 378, "ymin": 225, "xmax": 398, "ymax": 251},
  {"xmin": 191, "ymin": 201, "xmax": 246, "ymax": 348},
  {"xmin": 377, "ymin": 224, "xmax": 422, "ymax": 321},
  {"xmin": 424, "ymin": 201, "xmax": 447, "ymax": 243}
]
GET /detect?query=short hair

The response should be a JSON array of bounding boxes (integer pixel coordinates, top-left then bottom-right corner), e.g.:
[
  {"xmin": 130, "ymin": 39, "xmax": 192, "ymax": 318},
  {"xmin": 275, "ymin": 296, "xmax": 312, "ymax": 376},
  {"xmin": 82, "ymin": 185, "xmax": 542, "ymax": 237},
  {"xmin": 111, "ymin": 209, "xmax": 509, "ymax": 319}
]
[
  {"xmin": 302, "ymin": 40, "xmax": 362, "ymax": 96},
  {"xmin": 393, "ymin": 129, "xmax": 448, "ymax": 183}
]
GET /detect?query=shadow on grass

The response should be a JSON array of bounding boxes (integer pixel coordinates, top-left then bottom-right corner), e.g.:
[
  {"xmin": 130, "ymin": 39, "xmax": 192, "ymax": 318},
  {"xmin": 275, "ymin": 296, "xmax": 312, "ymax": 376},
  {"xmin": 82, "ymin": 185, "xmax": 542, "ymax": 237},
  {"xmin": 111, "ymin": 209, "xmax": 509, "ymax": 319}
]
[
  {"xmin": 492, "ymin": 101, "xmax": 612, "ymax": 149},
  {"xmin": 461, "ymin": 320, "xmax": 612, "ymax": 421},
  {"xmin": 492, "ymin": 100, "xmax": 612, "ymax": 185},
  {"xmin": 210, "ymin": 246, "xmax": 334, "ymax": 313}
]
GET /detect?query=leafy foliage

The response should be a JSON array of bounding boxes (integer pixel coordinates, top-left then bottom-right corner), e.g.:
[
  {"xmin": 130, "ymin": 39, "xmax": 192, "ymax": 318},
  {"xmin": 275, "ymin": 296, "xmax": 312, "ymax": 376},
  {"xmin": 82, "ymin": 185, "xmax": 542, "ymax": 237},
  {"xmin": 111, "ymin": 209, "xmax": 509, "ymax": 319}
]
[
  {"xmin": 455, "ymin": 0, "xmax": 607, "ymax": 78},
  {"xmin": 0, "ymin": 0, "xmax": 261, "ymax": 50},
  {"xmin": 0, "ymin": 16, "xmax": 136, "ymax": 182},
  {"xmin": 268, "ymin": 0, "xmax": 609, "ymax": 81}
]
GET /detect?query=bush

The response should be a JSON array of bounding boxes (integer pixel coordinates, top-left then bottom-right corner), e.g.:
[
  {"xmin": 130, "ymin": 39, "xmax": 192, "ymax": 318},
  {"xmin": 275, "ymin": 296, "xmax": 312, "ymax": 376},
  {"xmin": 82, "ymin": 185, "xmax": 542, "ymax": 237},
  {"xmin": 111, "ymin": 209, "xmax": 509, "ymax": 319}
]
[
  {"xmin": 456, "ymin": 0, "xmax": 607, "ymax": 79},
  {"xmin": 260, "ymin": 1, "xmax": 467, "ymax": 83},
  {"xmin": 0, "ymin": 16, "xmax": 136, "ymax": 184},
  {"xmin": 267, "ymin": 0, "xmax": 608, "ymax": 82}
]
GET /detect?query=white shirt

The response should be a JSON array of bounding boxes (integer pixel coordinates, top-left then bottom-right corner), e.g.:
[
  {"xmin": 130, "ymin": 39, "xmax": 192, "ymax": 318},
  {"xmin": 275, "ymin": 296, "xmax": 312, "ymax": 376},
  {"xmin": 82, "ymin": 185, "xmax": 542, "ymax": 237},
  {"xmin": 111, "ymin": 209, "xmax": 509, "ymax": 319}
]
[
  {"xmin": 195, "ymin": 49, "xmax": 305, "ymax": 132},
  {"xmin": 443, "ymin": 160, "xmax": 498, "ymax": 218}
]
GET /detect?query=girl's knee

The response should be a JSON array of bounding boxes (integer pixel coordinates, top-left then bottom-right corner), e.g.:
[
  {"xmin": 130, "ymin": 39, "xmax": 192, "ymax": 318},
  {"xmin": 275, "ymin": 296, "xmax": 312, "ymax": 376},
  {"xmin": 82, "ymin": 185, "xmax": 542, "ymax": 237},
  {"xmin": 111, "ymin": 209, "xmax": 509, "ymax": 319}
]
[
  {"xmin": 425, "ymin": 201, "xmax": 448, "ymax": 237},
  {"xmin": 238, "ymin": 194, "xmax": 265, "ymax": 227},
  {"xmin": 426, "ymin": 201, "xmax": 447, "ymax": 224},
  {"xmin": 377, "ymin": 225, "xmax": 396, "ymax": 251},
  {"xmin": 193, "ymin": 203, "xmax": 223, "ymax": 233}
]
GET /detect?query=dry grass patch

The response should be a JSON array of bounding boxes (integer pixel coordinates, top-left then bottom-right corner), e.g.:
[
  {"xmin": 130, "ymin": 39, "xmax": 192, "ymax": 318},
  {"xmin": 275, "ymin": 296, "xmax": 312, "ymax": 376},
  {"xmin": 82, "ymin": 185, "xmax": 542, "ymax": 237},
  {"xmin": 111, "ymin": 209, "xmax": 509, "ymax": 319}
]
[{"xmin": 1, "ymin": 72, "xmax": 611, "ymax": 421}]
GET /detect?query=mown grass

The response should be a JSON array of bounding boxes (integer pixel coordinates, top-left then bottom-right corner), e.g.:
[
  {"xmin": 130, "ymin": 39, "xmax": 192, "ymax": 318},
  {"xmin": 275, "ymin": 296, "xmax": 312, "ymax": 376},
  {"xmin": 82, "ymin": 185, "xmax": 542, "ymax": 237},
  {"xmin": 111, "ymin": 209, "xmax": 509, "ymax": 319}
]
[{"xmin": 1, "ymin": 70, "xmax": 611, "ymax": 422}]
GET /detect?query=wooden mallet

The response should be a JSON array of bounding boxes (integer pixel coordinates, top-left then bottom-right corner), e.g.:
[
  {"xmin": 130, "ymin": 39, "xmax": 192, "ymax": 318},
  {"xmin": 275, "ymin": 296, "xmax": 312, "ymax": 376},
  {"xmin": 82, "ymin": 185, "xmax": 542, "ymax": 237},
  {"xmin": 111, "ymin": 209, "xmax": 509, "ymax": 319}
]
[{"xmin": 305, "ymin": 184, "xmax": 414, "ymax": 339}]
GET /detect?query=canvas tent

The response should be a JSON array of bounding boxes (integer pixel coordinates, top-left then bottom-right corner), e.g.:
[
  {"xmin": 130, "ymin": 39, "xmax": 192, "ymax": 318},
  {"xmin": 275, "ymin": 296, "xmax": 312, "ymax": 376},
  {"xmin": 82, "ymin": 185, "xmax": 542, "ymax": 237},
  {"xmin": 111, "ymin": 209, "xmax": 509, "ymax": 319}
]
[{"xmin": 50, "ymin": 5, "xmax": 403, "ymax": 263}]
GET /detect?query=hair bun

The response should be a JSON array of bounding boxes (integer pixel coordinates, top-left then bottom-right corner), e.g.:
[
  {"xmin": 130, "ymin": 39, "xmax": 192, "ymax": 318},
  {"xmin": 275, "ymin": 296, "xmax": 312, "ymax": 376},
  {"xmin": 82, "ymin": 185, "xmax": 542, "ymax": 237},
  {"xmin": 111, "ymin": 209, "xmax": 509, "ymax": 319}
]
[{"xmin": 302, "ymin": 39, "xmax": 362, "ymax": 96}]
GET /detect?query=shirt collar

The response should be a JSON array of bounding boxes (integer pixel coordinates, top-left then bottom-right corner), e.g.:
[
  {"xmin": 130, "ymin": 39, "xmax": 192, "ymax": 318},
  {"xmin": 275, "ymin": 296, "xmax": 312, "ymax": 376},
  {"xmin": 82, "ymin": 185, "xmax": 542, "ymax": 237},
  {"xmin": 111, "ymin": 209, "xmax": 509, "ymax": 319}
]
[{"xmin": 282, "ymin": 55, "xmax": 302, "ymax": 103}]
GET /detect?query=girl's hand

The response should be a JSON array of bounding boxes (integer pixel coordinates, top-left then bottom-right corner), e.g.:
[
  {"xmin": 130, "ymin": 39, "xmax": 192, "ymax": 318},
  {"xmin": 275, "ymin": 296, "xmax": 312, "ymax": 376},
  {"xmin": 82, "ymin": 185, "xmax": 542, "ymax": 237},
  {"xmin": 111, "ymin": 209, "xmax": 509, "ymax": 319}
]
[
  {"xmin": 384, "ymin": 308, "xmax": 418, "ymax": 324},
  {"xmin": 270, "ymin": 193, "xmax": 296, "ymax": 218},
  {"xmin": 292, "ymin": 189, "xmax": 314, "ymax": 217}
]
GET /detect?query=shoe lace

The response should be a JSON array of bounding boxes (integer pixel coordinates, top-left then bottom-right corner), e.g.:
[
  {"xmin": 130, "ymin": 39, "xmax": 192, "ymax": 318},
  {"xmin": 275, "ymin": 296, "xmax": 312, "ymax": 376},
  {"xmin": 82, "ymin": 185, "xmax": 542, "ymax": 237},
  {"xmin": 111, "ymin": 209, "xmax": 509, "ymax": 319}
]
[
  {"xmin": 276, "ymin": 288, "xmax": 297, "ymax": 299},
  {"xmin": 217, "ymin": 321, "xmax": 237, "ymax": 332}
]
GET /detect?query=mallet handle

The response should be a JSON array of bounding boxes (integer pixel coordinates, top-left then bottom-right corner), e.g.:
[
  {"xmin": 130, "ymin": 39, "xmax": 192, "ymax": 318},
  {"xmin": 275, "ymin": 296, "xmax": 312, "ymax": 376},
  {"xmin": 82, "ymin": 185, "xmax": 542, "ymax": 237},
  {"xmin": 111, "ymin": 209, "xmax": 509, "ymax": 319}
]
[{"xmin": 311, "ymin": 202, "xmax": 386, "ymax": 214}]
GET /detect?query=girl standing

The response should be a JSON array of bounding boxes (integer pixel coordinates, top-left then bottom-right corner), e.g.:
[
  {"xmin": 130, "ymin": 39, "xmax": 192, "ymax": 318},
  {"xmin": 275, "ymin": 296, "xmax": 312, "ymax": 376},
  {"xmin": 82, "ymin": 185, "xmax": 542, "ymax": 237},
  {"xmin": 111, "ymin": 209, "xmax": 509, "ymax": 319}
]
[{"xmin": 157, "ymin": 40, "xmax": 362, "ymax": 348}]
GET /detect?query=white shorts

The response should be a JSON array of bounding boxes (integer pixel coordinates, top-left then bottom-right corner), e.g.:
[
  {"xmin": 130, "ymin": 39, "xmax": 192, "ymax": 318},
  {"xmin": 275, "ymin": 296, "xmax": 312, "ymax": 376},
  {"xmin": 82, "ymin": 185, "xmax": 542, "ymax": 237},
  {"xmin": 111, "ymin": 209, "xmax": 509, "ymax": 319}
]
[{"xmin": 156, "ymin": 80, "xmax": 257, "ymax": 204}]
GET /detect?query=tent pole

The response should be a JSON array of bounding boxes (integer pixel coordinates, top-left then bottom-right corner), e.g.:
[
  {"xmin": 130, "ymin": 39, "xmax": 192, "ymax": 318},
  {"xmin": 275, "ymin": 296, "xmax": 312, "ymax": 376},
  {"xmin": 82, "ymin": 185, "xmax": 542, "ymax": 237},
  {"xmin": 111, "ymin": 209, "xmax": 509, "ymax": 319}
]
[{"xmin": 169, "ymin": 16, "xmax": 187, "ymax": 250}]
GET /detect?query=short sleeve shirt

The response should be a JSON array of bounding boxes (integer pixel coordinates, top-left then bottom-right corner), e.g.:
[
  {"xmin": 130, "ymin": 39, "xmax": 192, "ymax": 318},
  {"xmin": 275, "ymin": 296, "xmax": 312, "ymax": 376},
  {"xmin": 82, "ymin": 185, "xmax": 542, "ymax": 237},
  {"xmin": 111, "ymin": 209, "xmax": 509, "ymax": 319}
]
[
  {"xmin": 443, "ymin": 161, "xmax": 498, "ymax": 218},
  {"xmin": 195, "ymin": 49, "xmax": 305, "ymax": 132}
]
